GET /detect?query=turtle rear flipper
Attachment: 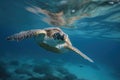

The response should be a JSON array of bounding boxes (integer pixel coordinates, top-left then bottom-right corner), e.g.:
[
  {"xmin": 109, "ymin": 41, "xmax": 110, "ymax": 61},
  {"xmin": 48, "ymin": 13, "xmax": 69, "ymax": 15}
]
[
  {"xmin": 66, "ymin": 45, "xmax": 94, "ymax": 63},
  {"xmin": 7, "ymin": 29, "xmax": 46, "ymax": 41}
]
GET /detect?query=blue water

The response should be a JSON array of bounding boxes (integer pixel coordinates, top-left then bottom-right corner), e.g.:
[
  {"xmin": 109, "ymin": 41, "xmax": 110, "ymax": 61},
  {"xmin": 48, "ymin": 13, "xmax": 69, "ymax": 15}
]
[{"xmin": 0, "ymin": 0, "xmax": 120, "ymax": 80}]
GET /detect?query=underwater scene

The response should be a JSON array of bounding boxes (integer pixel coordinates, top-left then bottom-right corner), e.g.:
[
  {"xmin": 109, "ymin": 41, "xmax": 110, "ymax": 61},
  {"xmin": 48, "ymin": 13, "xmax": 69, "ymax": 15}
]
[{"xmin": 0, "ymin": 0, "xmax": 120, "ymax": 80}]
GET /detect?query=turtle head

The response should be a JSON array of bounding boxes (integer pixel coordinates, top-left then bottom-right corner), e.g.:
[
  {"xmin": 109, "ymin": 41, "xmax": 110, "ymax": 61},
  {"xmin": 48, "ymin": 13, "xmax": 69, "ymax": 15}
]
[
  {"xmin": 53, "ymin": 32, "xmax": 65, "ymax": 41},
  {"xmin": 53, "ymin": 32, "xmax": 72, "ymax": 45}
]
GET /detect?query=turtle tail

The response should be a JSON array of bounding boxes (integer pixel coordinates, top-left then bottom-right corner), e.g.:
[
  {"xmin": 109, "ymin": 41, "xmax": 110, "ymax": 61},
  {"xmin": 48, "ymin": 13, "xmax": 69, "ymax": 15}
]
[{"xmin": 6, "ymin": 30, "xmax": 38, "ymax": 41}]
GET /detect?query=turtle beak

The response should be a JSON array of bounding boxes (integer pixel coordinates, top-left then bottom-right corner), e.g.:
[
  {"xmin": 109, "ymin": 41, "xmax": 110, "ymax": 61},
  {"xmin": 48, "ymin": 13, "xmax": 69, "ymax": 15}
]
[{"xmin": 61, "ymin": 34, "xmax": 65, "ymax": 41}]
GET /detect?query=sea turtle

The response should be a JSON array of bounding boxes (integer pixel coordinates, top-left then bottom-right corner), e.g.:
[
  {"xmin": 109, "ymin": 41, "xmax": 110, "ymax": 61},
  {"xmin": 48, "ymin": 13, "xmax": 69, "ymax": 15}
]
[{"xmin": 7, "ymin": 27, "xmax": 94, "ymax": 63}]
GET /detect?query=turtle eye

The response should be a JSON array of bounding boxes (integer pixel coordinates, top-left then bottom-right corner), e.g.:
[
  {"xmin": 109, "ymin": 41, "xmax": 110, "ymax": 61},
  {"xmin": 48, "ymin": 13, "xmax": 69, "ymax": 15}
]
[{"xmin": 53, "ymin": 32, "xmax": 60, "ymax": 40}]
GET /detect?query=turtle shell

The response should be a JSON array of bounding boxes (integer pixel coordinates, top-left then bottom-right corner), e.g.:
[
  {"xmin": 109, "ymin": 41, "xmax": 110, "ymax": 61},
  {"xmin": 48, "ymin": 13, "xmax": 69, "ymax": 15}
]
[{"xmin": 34, "ymin": 33, "xmax": 68, "ymax": 53}]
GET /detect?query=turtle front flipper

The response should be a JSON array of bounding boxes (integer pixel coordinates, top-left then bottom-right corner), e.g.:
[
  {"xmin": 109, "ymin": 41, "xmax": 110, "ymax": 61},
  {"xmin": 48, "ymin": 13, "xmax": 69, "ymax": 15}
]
[
  {"xmin": 66, "ymin": 45, "xmax": 94, "ymax": 63},
  {"xmin": 7, "ymin": 29, "xmax": 46, "ymax": 41}
]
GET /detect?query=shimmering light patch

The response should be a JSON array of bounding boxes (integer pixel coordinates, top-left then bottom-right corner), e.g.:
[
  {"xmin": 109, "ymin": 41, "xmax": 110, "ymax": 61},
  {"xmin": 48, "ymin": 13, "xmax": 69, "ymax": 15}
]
[
  {"xmin": 25, "ymin": 0, "xmax": 120, "ymax": 28},
  {"xmin": 71, "ymin": 9, "xmax": 75, "ymax": 13}
]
